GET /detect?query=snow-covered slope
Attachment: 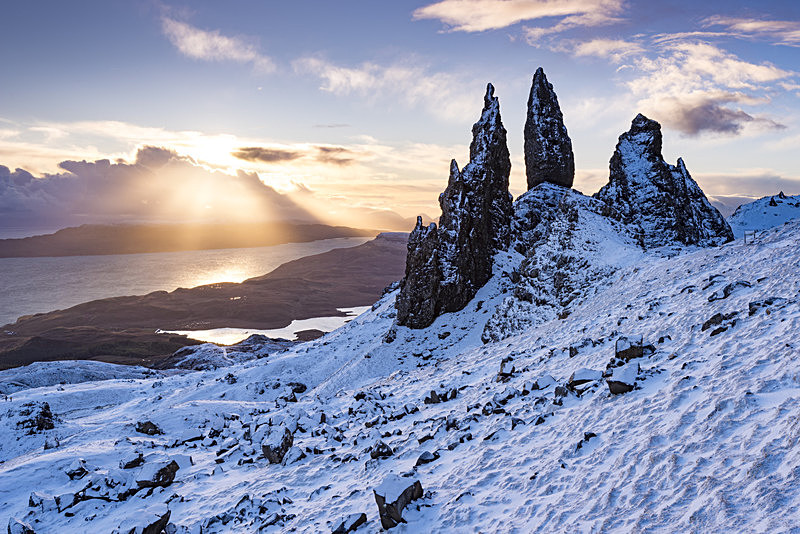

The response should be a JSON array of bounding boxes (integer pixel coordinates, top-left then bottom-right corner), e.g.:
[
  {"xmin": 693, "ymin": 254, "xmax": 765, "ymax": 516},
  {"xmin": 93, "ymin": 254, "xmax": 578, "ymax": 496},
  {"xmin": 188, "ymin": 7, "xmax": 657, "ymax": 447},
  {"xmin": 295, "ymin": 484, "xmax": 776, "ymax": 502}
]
[
  {"xmin": 728, "ymin": 192, "xmax": 800, "ymax": 238},
  {"xmin": 2, "ymin": 210, "xmax": 800, "ymax": 532}
]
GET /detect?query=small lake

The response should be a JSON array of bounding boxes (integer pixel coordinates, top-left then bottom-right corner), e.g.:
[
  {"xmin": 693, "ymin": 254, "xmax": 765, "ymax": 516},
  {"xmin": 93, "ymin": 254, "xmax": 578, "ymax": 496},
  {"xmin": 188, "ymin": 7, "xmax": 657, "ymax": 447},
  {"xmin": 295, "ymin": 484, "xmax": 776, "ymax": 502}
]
[
  {"xmin": 162, "ymin": 306, "xmax": 372, "ymax": 345},
  {"xmin": 0, "ymin": 237, "xmax": 371, "ymax": 326}
]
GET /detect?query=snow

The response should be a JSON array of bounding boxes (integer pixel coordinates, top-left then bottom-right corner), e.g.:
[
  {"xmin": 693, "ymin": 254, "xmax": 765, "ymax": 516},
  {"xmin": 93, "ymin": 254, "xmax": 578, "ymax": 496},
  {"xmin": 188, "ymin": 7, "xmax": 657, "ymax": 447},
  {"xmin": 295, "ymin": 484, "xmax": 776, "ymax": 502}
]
[
  {"xmin": 0, "ymin": 360, "xmax": 170, "ymax": 395},
  {"xmin": 728, "ymin": 192, "xmax": 800, "ymax": 239},
  {"xmin": 1, "ymin": 212, "xmax": 800, "ymax": 531}
]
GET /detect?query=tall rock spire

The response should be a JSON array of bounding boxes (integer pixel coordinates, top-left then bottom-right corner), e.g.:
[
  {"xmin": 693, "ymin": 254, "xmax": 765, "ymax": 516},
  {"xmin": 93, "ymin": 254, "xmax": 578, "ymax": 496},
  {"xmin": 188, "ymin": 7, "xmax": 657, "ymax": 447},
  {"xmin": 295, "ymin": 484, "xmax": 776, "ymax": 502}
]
[
  {"xmin": 524, "ymin": 67, "xmax": 574, "ymax": 189},
  {"xmin": 594, "ymin": 113, "xmax": 733, "ymax": 248},
  {"xmin": 396, "ymin": 83, "xmax": 513, "ymax": 329}
]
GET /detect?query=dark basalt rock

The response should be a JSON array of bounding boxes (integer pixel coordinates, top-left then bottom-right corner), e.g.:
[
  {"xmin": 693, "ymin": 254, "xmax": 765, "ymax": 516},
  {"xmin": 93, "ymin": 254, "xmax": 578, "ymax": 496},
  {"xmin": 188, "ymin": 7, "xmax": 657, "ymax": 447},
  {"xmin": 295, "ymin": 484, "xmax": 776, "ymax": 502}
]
[
  {"xmin": 397, "ymin": 83, "xmax": 512, "ymax": 328},
  {"xmin": 524, "ymin": 67, "xmax": 575, "ymax": 189},
  {"xmin": 373, "ymin": 475, "xmax": 424, "ymax": 530},
  {"xmin": 594, "ymin": 114, "xmax": 733, "ymax": 248},
  {"xmin": 331, "ymin": 513, "xmax": 367, "ymax": 534}
]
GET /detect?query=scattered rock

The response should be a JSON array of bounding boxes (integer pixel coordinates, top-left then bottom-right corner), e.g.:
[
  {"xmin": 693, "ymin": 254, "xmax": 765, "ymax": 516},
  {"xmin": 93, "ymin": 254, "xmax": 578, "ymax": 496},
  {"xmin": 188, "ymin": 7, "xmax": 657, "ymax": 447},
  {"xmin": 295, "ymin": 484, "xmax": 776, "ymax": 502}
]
[
  {"xmin": 423, "ymin": 390, "xmax": 441, "ymax": 404},
  {"xmin": 65, "ymin": 458, "xmax": 88, "ymax": 480},
  {"xmin": 136, "ymin": 459, "xmax": 179, "ymax": 489},
  {"xmin": 749, "ymin": 297, "xmax": 788, "ymax": 316},
  {"xmin": 261, "ymin": 425, "xmax": 294, "ymax": 464},
  {"xmin": 576, "ymin": 432, "xmax": 597, "ymax": 451},
  {"xmin": 370, "ymin": 441, "xmax": 393, "ymax": 460},
  {"xmin": 701, "ymin": 312, "xmax": 738, "ymax": 333},
  {"xmin": 708, "ymin": 281, "xmax": 751, "ymax": 302},
  {"xmin": 120, "ymin": 451, "xmax": 145, "ymax": 470},
  {"xmin": 135, "ymin": 421, "xmax": 162, "ymax": 436},
  {"xmin": 287, "ymin": 382, "xmax": 307, "ymax": 394},
  {"xmin": 415, "ymin": 451, "xmax": 439, "ymax": 467},
  {"xmin": 17, "ymin": 402, "xmax": 55, "ymax": 433},
  {"xmin": 7, "ymin": 518, "xmax": 35, "ymax": 534},
  {"xmin": 607, "ymin": 362, "xmax": 639, "ymax": 394},
  {"xmin": 331, "ymin": 513, "xmax": 367, "ymax": 534},
  {"xmin": 373, "ymin": 474, "xmax": 423, "ymax": 529},
  {"xmin": 615, "ymin": 336, "xmax": 644, "ymax": 360}
]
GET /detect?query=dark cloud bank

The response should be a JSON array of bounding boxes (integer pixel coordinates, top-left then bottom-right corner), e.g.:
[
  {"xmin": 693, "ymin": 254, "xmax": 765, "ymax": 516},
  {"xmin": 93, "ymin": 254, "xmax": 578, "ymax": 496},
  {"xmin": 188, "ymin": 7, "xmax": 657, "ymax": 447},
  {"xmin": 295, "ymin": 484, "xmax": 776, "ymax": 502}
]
[{"xmin": 0, "ymin": 146, "xmax": 317, "ymax": 231}]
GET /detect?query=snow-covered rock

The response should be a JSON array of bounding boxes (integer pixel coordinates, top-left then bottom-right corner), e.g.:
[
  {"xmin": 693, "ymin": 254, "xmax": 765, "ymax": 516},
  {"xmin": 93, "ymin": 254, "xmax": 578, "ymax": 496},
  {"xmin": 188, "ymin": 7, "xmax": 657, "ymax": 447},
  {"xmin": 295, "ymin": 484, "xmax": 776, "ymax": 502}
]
[
  {"xmin": 595, "ymin": 114, "xmax": 733, "ymax": 248},
  {"xmin": 397, "ymin": 83, "xmax": 512, "ymax": 328},
  {"xmin": 728, "ymin": 191, "xmax": 800, "ymax": 239}
]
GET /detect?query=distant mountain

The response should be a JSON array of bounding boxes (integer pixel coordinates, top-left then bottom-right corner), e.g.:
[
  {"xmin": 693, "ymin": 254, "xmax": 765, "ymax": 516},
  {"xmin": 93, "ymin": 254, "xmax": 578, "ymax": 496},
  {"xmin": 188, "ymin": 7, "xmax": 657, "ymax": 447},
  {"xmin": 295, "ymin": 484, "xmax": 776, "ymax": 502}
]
[
  {"xmin": 0, "ymin": 222, "xmax": 375, "ymax": 258},
  {"xmin": 727, "ymin": 191, "xmax": 800, "ymax": 238}
]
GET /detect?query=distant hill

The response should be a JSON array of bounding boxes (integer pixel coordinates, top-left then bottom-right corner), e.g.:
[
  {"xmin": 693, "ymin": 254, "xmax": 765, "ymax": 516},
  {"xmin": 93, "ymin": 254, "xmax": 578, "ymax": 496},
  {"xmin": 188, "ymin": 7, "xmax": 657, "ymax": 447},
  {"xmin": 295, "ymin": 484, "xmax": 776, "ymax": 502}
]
[
  {"xmin": 727, "ymin": 191, "xmax": 800, "ymax": 239},
  {"xmin": 0, "ymin": 222, "xmax": 375, "ymax": 257},
  {"xmin": 0, "ymin": 233, "xmax": 408, "ymax": 369}
]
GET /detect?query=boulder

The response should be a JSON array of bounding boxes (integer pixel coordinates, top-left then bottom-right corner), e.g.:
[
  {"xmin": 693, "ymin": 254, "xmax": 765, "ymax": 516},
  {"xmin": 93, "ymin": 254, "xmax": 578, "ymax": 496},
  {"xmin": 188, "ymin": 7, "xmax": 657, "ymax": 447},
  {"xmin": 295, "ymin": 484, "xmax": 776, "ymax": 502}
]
[
  {"xmin": 415, "ymin": 451, "xmax": 439, "ymax": 467},
  {"xmin": 615, "ymin": 335, "xmax": 644, "ymax": 360},
  {"xmin": 607, "ymin": 362, "xmax": 639, "ymax": 394},
  {"xmin": 65, "ymin": 458, "xmax": 88, "ymax": 480},
  {"xmin": 261, "ymin": 425, "xmax": 294, "ymax": 464},
  {"xmin": 331, "ymin": 513, "xmax": 367, "ymax": 534},
  {"xmin": 373, "ymin": 474, "xmax": 424, "ymax": 529},
  {"xmin": 524, "ymin": 67, "xmax": 574, "ymax": 189},
  {"xmin": 7, "ymin": 518, "xmax": 35, "ymax": 534},
  {"xmin": 370, "ymin": 441, "xmax": 393, "ymax": 460},
  {"xmin": 135, "ymin": 421, "xmax": 162, "ymax": 436},
  {"xmin": 135, "ymin": 459, "xmax": 179, "ymax": 489}
]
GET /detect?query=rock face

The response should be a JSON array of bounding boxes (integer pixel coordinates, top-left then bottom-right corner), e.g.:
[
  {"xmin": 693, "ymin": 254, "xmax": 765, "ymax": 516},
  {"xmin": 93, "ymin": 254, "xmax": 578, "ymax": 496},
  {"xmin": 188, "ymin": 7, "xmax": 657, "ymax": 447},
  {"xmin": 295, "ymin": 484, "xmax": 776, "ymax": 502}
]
[
  {"xmin": 595, "ymin": 114, "xmax": 733, "ymax": 248},
  {"xmin": 524, "ymin": 67, "xmax": 574, "ymax": 189},
  {"xmin": 397, "ymin": 83, "xmax": 513, "ymax": 328}
]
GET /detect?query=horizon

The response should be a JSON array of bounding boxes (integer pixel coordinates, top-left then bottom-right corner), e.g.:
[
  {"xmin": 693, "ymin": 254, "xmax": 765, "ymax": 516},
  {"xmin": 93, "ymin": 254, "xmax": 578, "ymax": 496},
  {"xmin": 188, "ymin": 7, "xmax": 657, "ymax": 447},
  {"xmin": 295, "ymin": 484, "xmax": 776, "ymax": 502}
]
[{"xmin": 1, "ymin": 1, "xmax": 799, "ymax": 232}]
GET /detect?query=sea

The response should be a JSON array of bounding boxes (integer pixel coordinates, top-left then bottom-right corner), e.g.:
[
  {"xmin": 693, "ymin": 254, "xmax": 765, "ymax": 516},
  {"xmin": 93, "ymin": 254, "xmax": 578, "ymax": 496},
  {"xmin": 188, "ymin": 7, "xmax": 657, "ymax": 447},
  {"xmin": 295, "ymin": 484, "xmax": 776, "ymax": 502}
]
[{"xmin": 0, "ymin": 237, "xmax": 371, "ymax": 328}]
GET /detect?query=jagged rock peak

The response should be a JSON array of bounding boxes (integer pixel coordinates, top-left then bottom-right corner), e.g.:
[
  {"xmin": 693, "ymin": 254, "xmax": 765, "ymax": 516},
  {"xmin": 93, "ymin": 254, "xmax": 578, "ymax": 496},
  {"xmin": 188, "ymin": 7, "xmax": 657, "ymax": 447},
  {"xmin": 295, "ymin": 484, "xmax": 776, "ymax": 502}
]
[
  {"xmin": 594, "ymin": 114, "xmax": 733, "ymax": 248},
  {"xmin": 397, "ymin": 83, "xmax": 513, "ymax": 329},
  {"xmin": 524, "ymin": 67, "xmax": 575, "ymax": 190}
]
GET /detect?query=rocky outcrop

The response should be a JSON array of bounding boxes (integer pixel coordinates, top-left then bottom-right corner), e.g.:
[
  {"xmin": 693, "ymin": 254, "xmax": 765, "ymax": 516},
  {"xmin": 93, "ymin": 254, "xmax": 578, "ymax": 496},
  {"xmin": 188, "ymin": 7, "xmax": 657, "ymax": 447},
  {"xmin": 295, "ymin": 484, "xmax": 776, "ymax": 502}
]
[
  {"xmin": 397, "ymin": 83, "xmax": 512, "ymax": 328},
  {"xmin": 524, "ymin": 67, "xmax": 574, "ymax": 189},
  {"xmin": 595, "ymin": 114, "xmax": 733, "ymax": 248}
]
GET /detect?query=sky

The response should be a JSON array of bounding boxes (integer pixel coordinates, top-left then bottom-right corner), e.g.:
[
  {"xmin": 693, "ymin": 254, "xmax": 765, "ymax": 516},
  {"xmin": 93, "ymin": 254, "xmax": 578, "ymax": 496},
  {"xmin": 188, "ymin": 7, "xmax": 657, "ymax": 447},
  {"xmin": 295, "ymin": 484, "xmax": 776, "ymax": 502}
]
[{"xmin": 1, "ymin": 0, "xmax": 798, "ymax": 232}]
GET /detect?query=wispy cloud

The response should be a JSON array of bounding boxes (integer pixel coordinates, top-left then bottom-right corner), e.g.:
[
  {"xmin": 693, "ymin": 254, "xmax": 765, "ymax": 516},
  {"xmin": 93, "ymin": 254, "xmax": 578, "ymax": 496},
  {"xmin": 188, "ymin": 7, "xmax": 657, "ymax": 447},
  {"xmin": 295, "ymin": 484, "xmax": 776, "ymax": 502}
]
[
  {"xmin": 293, "ymin": 57, "xmax": 480, "ymax": 121},
  {"xmin": 161, "ymin": 17, "xmax": 275, "ymax": 73},
  {"xmin": 555, "ymin": 37, "xmax": 643, "ymax": 62},
  {"xmin": 232, "ymin": 147, "xmax": 302, "ymax": 163},
  {"xmin": 413, "ymin": 0, "xmax": 624, "ymax": 34},
  {"xmin": 703, "ymin": 16, "xmax": 800, "ymax": 47}
]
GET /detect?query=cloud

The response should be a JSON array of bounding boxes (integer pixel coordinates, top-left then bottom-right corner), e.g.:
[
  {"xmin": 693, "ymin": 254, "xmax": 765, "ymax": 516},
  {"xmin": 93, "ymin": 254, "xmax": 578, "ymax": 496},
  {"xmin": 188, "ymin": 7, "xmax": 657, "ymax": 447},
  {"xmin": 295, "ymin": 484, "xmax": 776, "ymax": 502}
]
[
  {"xmin": 625, "ymin": 41, "xmax": 793, "ymax": 136},
  {"xmin": 703, "ymin": 16, "xmax": 800, "ymax": 47},
  {"xmin": 232, "ymin": 147, "xmax": 302, "ymax": 163},
  {"xmin": 413, "ymin": 0, "xmax": 624, "ymax": 34},
  {"xmin": 293, "ymin": 57, "xmax": 479, "ymax": 121},
  {"xmin": 0, "ymin": 147, "xmax": 316, "ymax": 230},
  {"xmin": 696, "ymin": 170, "xmax": 800, "ymax": 199},
  {"xmin": 555, "ymin": 37, "xmax": 643, "ymax": 61},
  {"xmin": 641, "ymin": 92, "xmax": 785, "ymax": 135},
  {"xmin": 315, "ymin": 146, "xmax": 355, "ymax": 166},
  {"xmin": 161, "ymin": 17, "xmax": 275, "ymax": 73}
]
